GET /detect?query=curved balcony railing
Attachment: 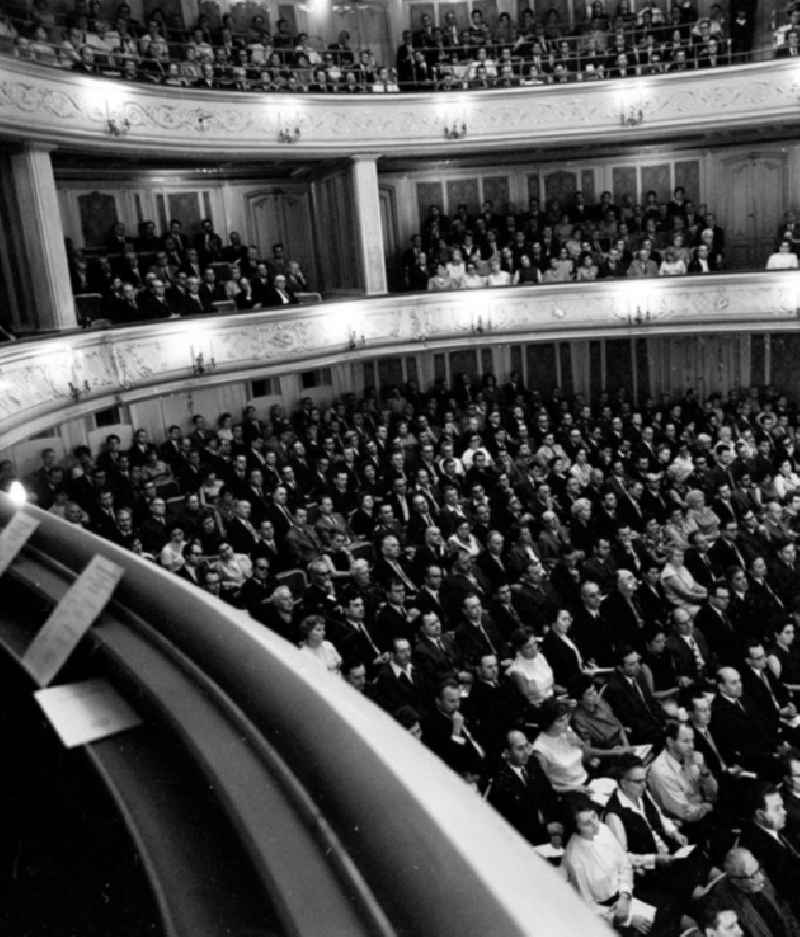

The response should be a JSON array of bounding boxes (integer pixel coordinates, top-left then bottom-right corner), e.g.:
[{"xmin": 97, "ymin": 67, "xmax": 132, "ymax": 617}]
[
  {"xmin": 1, "ymin": 271, "xmax": 799, "ymax": 447},
  {"xmin": 0, "ymin": 493, "xmax": 609, "ymax": 937},
  {"xmin": 0, "ymin": 54, "xmax": 798, "ymax": 154}
]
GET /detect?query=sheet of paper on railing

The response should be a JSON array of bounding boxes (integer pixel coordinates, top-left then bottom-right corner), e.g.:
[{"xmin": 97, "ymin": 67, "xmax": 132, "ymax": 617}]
[
  {"xmin": 34, "ymin": 678, "xmax": 142, "ymax": 748},
  {"xmin": 22, "ymin": 554, "xmax": 124, "ymax": 687},
  {"xmin": 0, "ymin": 511, "xmax": 39, "ymax": 578}
]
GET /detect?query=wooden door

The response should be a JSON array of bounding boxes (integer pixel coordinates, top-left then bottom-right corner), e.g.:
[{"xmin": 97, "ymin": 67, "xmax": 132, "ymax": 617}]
[
  {"xmin": 718, "ymin": 153, "xmax": 786, "ymax": 269},
  {"xmin": 248, "ymin": 190, "xmax": 318, "ymax": 287}
]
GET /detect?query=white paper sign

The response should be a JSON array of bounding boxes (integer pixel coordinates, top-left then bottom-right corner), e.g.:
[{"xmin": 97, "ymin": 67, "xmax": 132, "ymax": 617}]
[
  {"xmin": 22, "ymin": 554, "xmax": 124, "ymax": 687},
  {"xmin": 34, "ymin": 678, "xmax": 142, "ymax": 748},
  {"xmin": 0, "ymin": 511, "xmax": 39, "ymax": 578}
]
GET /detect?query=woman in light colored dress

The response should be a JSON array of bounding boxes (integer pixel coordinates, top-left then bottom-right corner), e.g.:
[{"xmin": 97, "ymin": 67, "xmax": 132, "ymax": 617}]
[{"xmin": 297, "ymin": 614, "xmax": 342, "ymax": 674}]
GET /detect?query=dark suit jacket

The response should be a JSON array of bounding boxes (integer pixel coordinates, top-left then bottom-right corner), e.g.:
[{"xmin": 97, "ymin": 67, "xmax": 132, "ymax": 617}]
[
  {"xmin": 739, "ymin": 822, "xmax": 800, "ymax": 914},
  {"xmin": 666, "ymin": 629, "xmax": 713, "ymax": 681},
  {"xmin": 710, "ymin": 692, "xmax": 775, "ymax": 770},
  {"xmin": 702, "ymin": 874, "xmax": 800, "ymax": 937},
  {"xmin": 453, "ymin": 616, "xmax": 508, "ymax": 671},
  {"xmin": 226, "ymin": 516, "xmax": 259, "ymax": 556},
  {"xmin": 693, "ymin": 603, "xmax": 741, "ymax": 666},
  {"xmin": 741, "ymin": 665, "xmax": 789, "ymax": 745},
  {"xmin": 571, "ymin": 606, "xmax": 616, "ymax": 667},
  {"xmin": 684, "ymin": 548, "xmax": 717, "ymax": 590},
  {"xmin": 463, "ymin": 678, "xmax": 521, "ymax": 756},
  {"xmin": 412, "ymin": 634, "xmax": 458, "ymax": 698},
  {"xmin": 373, "ymin": 663, "xmax": 428, "ymax": 717},
  {"xmin": 421, "ymin": 708, "xmax": 485, "ymax": 777},
  {"xmin": 541, "ymin": 631, "xmax": 583, "ymax": 687},
  {"xmin": 602, "ymin": 669, "xmax": 665, "ymax": 745},
  {"xmin": 487, "ymin": 762, "xmax": 557, "ymax": 845}
]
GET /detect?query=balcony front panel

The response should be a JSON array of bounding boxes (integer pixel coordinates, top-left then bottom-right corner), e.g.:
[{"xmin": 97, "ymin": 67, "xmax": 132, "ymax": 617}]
[
  {"xmin": 1, "ymin": 272, "xmax": 799, "ymax": 445},
  {"xmin": 1, "ymin": 58, "xmax": 800, "ymax": 155}
]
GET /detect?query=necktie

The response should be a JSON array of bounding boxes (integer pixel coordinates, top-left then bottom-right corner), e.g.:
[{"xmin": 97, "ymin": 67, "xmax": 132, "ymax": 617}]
[
  {"xmin": 687, "ymin": 636, "xmax": 705, "ymax": 672},
  {"xmin": 700, "ymin": 728, "xmax": 726, "ymax": 770},
  {"xmin": 520, "ymin": 766, "xmax": 529, "ymax": 785}
]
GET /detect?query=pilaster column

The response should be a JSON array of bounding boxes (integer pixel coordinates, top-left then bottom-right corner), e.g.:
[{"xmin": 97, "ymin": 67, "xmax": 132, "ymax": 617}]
[
  {"xmin": 351, "ymin": 154, "xmax": 388, "ymax": 297},
  {"xmin": 9, "ymin": 146, "xmax": 76, "ymax": 330}
]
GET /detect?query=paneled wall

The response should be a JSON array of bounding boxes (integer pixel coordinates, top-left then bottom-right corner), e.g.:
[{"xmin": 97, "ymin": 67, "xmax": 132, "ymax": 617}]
[
  {"xmin": 8, "ymin": 330, "xmax": 800, "ymax": 481},
  {"xmin": 56, "ymin": 174, "xmax": 320, "ymax": 288}
]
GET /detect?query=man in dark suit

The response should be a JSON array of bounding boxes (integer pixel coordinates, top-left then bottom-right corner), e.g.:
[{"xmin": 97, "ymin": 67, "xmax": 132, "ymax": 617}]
[
  {"xmin": 464, "ymin": 654, "xmax": 521, "ymax": 763},
  {"xmin": 685, "ymin": 532, "xmax": 717, "ymax": 591},
  {"xmin": 412, "ymin": 610, "xmax": 458, "ymax": 701},
  {"xmin": 487, "ymin": 729, "xmax": 558, "ymax": 845},
  {"xmin": 334, "ymin": 594, "xmax": 387, "ymax": 678},
  {"xmin": 710, "ymin": 521, "xmax": 749, "ymax": 579},
  {"xmin": 710, "ymin": 667, "xmax": 781, "ymax": 779},
  {"xmin": 422, "ymin": 680, "xmax": 486, "ymax": 780},
  {"xmin": 741, "ymin": 640, "xmax": 799, "ymax": 749},
  {"xmin": 739, "ymin": 783, "xmax": 800, "ymax": 916},
  {"xmin": 701, "ymin": 848, "xmax": 800, "ymax": 937},
  {"xmin": 694, "ymin": 583, "xmax": 742, "ymax": 667},
  {"xmin": 263, "ymin": 273, "xmax": 298, "ymax": 307},
  {"xmin": 783, "ymin": 752, "xmax": 800, "ymax": 850},
  {"xmin": 373, "ymin": 637, "xmax": 428, "ymax": 718},
  {"xmin": 571, "ymin": 580, "xmax": 617, "ymax": 667},
  {"xmin": 666, "ymin": 606, "xmax": 714, "ymax": 690},
  {"xmin": 453, "ymin": 593, "xmax": 508, "ymax": 672},
  {"xmin": 769, "ymin": 542, "xmax": 800, "ymax": 607},
  {"xmin": 602, "ymin": 646, "xmax": 666, "ymax": 745},
  {"xmin": 226, "ymin": 499, "xmax": 260, "ymax": 556}
]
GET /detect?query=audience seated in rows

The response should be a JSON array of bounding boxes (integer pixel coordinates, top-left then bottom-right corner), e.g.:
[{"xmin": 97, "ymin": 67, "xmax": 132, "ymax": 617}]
[
  {"xmin": 8, "ymin": 376, "xmax": 800, "ymax": 934},
  {"xmin": 0, "ymin": 0, "xmax": 794, "ymax": 94},
  {"xmin": 68, "ymin": 217, "xmax": 308, "ymax": 322},
  {"xmin": 400, "ymin": 188, "xmax": 729, "ymax": 290}
]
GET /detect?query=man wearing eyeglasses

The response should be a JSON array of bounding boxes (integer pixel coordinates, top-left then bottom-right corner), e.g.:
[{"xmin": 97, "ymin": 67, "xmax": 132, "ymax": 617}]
[{"xmin": 701, "ymin": 847, "xmax": 800, "ymax": 937}]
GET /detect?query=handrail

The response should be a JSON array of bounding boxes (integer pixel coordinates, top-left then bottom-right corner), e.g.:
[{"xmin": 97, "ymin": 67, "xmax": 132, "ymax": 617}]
[{"xmin": 0, "ymin": 494, "xmax": 610, "ymax": 937}]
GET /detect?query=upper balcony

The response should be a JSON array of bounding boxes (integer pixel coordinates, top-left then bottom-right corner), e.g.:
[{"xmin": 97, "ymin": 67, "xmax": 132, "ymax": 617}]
[{"xmin": 1, "ymin": 53, "xmax": 800, "ymax": 157}]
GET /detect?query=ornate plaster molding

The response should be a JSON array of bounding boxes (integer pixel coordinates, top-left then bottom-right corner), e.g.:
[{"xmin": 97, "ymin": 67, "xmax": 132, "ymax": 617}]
[
  {"xmin": 0, "ymin": 272, "xmax": 798, "ymax": 446},
  {"xmin": 0, "ymin": 58, "xmax": 798, "ymax": 155}
]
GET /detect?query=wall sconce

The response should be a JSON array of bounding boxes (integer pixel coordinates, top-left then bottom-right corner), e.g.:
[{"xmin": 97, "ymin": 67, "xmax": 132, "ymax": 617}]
[
  {"xmin": 106, "ymin": 116, "xmax": 130, "ymax": 137},
  {"xmin": 625, "ymin": 305, "xmax": 653, "ymax": 325},
  {"xmin": 348, "ymin": 330, "xmax": 366, "ymax": 351},
  {"xmin": 278, "ymin": 124, "xmax": 301, "ymax": 143},
  {"xmin": 68, "ymin": 380, "xmax": 91, "ymax": 401},
  {"xmin": 196, "ymin": 112, "xmax": 213, "ymax": 132},
  {"xmin": 190, "ymin": 345, "xmax": 216, "ymax": 375},
  {"xmin": 620, "ymin": 106, "xmax": 644, "ymax": 127},
  {"xmin": 444, "ymin": 121, "xmax": 467, "ymax": 140}
]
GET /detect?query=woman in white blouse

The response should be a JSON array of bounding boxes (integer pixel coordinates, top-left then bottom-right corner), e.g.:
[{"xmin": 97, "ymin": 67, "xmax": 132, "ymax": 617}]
[
  {"xmin": 297, "ymin": 614, "xmax": 342, "ymax": 675},
  {"xmin": 507, "ymin": 628, "xmax": 554, "ymax": 706},
  {"xmin": 532, "ymin": 699, "xmax": 590, "ymax": 793}
]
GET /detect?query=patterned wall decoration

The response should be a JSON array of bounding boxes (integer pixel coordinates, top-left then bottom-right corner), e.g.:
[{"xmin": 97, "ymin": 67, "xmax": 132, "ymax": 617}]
[
  {"xmin": 580, "ymin": 170, "xmax": 596, "ymax": 205},
  {"xmin": 641, "ymin": 164, "xmax": 671, "ymax": 203},
  {"xmin": 77, "ymin": 191, "xmax": 118, "ymax": 248},
  {"xmin": 417, "ymin": 181, "xmax": 445, "ymax": 227},
  {"xmin": 527, "ymin": 173, "xmax": 541, "ymax": 205},
  {"xmin": 612, "ymin": 167, "xmax": 637, "ymax": 205},
  {"xmin": 445, "ymin": 178, "xmax": 481, "ymax": 216},
  {"xmin": 482, "ymin": 176, "xmax": 511, "ymax": 213},
  {"xmin": 544, "ymin": 170, "xmax": 577, "ymax": 210},
  {"xmin": 674, "ymin": 160, "xmax": 700, "ymax": 204}
]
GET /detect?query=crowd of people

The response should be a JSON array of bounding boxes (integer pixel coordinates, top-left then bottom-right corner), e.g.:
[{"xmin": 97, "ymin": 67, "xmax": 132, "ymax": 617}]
[
  {"xmin": 402, "ymin": 188, "xmax": 728, "ymax": 291},
  {"xmin": 0, "ymin": 0, "xmax": 796, "ymax": 93},
  {"xmin": 5, "ymin": 373, "xmax": 800, "ymax": 935},
  {"xmin": 68, "ymin": 218, "xmax": 311, "ymax": 323}
]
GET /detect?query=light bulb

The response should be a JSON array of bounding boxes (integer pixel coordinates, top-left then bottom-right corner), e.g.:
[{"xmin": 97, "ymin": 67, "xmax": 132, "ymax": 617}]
[{"xmin": 8, "ymin": 481, "xmax": 27, "ymax": 506}]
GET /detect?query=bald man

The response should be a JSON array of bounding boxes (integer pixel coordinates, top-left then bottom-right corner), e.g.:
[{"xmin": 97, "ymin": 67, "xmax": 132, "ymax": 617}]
[
  {"xmin": 487, "ymin": 729, "xmax": 557, "ymax": 845},
  {"xmin": 710, "ymin": 668, "xmax": 782, "ymax": 780},
  {"xmin": 701, "ymin": 848, "xmax": 800, "ymax": 937}
]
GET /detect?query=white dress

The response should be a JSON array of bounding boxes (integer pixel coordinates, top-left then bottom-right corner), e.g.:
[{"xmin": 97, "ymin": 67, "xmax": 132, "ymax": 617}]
[{"xmin": 299, "ymin": 640, "xmax": 342, "ymax": 674}]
